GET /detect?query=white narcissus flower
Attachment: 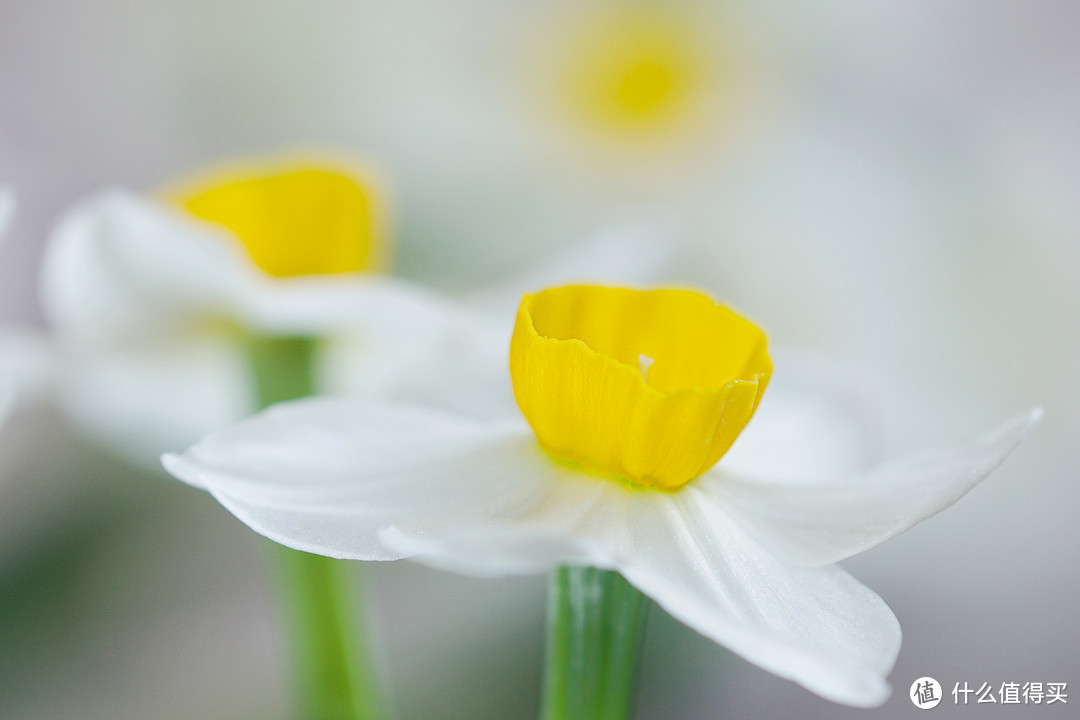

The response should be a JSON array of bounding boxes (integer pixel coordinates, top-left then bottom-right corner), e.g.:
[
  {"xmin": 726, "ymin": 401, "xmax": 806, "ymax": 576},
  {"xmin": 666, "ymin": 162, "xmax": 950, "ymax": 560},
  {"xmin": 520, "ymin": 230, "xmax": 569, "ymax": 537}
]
[
  {"xmin": 37, "ymin": 157, "xmax": 671, "ymax": 465},
  {"xmin": 39, "ymin": 158, "xmax": 392, "ymax": 463},
  {"xmin": 164, "ymin": 284, "xmax": 1038, "ymax": 707}
]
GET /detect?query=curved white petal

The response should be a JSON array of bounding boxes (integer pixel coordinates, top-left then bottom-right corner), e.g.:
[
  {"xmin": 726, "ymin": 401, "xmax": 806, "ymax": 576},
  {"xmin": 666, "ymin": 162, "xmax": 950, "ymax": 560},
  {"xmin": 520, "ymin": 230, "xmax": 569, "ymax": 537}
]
[
  {"xmin": 44, "ymin": 190, "xmax": 516, "ymax": 458},
  {"xmin": 309, "ymin": 280, "xmax": 518, "ymax": 419},
  {"xmin": 39, "ymin": 191, "xmax": 271, "ymax": 462},
  {"xmin": 0, "ymin": 328, "xmax": 60, "ymax": 404},
  {"xmin": 721, "ymin": 349, "xmax": 884, "ymax": 482},
  {"xmin": 164, "ymin": 398, "xmax": 899, "ymax": 705},
  {"xmin": 42, "ymin": 189, "xmax": 257, "ymax": 349},
  {"xmin": 616, "ymin": 487, "xmax": 898, "ymax": 707},
  {"xmin": 712, "ymin": 409, "xmax": 1041, "ymax": 567},
  {"xmin": 43, "ymin": 189, "xmax": 427, "ymax": 344},
  {"xmin": 163, "ymin": 399, "xmax": 548, "ymax": 561},
  {"xmin": 385, "ymin": 451, "xmax": 898, "ymax": 705},
  {"xmin": 63, "ymin": 341, "xmax": 251, "ymax": 468}
]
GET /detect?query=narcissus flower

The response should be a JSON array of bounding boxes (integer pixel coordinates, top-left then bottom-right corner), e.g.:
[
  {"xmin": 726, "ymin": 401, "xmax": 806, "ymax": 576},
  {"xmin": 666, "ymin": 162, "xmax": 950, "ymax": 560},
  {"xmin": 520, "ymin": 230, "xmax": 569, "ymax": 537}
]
[
  {"xmin": 165, "ymin": 284, "xmax": 1038, "ymax": 706},
  {"xmin": 39, "ymin": 158, "xmax": 407, "ymax": 463}
]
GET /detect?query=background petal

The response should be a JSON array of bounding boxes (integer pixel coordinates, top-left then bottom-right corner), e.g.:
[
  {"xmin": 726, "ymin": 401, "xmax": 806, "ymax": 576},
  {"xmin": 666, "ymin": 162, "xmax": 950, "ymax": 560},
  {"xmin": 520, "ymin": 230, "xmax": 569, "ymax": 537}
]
[
  {"xmin": 42, "ymin": 190, "xmax": 256, "ymax": 349},
  {"xmin": 720, "ymin": 349, "xmax": 885, "ymax": 482},
  {"xmin": 0, "ymin": 328, "xmax": 60, "ymax": 406},
  {"xmin": 297, "ymin": 280, "xmax": 519, "ymax": 420},
  {"xmin": 63, "ymin": 342, "xmax": 251, "ymax": 469},
  {"xmin": 713, "ymin": 409, "xmax": 1041, "ymax": 566},
  {"xmin": 43, "ymin": 190, "xmax": 517, "ymax": 453}
]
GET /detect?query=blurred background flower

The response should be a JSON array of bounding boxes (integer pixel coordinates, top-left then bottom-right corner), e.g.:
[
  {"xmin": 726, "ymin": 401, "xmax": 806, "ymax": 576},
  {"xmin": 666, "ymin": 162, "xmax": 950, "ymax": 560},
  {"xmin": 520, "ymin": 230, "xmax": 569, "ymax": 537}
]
[{"xmin": 0, "ymin": 1, "xmax": 1076, "ymax": 718}]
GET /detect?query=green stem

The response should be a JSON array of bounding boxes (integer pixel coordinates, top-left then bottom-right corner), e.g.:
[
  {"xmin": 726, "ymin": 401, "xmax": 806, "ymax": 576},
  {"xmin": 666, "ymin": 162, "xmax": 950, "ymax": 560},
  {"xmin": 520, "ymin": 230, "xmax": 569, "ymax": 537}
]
[
  {"xmin": 271, "ymin": 545, "xmax": 384, "ymax": 720},
  {"xmin": 541, "ymin": 566, "xmax": 651, "ymax": 720},
  {"xmin": 248, "ymin": 334, "xmax": 387, "ymax": 720}
]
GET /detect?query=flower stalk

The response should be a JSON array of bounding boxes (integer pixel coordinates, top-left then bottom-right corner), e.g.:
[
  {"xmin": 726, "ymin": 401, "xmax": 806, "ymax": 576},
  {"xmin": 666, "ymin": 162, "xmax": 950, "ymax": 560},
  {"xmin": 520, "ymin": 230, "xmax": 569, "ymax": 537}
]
[
  {"xmin": 541, "ymin": 566, "xmax": 651, "ymax": 720},
  {"xmin": 248, "ymin": 334, "xmax": 387, "ymax": 720}
]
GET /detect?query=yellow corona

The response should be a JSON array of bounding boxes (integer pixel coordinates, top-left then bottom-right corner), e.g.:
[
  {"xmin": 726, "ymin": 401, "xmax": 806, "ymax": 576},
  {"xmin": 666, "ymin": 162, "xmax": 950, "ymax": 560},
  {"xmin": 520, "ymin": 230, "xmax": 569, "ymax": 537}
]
[
  {"xmin": 171, "ymin": 159, "xmax": 385, "ymax": 278},
  {"xmin": 510, "ymin": 285, "xmax": 771, "ymax": 490}
]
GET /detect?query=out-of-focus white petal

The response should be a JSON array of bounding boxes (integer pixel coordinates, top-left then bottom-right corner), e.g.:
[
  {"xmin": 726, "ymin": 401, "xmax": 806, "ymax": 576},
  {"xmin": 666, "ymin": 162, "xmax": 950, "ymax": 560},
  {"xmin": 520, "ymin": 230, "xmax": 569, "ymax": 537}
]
[
  {"xmin": 42, "ymin": 189, "xmax": 255, "ymax": 349},
  {"xmin": 64, "ymin": 341, "xmax": 251, "ymax": 467},
  {"xmin": 308, "ymin": 279, "xmax": 517, "ymax": 419},
  {"xmin": 465, "ymin": 219, "xmax": 677, "ymax": 324},
  {"xmin": 164, "ymin": 398, "xmax": 899, "ymax": 705},
  {"xmin": 42, "ymin": 189, "xmax": 517, "ymax": 458},
  {"xmin": 721, "ymin": 349, "xmax": 883, "ymax": 482},
  {"xmin": 0, "ymin": 328, "xmax": 60, "ymax": 404},
  {"xmin": 713, "ymin": 409, "xmax": 1041, "ymax": 567}
]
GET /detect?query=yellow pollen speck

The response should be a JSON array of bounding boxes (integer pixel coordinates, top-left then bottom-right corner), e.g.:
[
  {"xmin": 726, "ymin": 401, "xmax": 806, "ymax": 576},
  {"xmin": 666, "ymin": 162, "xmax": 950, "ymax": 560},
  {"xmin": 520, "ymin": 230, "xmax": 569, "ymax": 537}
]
[
  {"xmin": 167, "ymin": 158, "xmax": 386, "ymax": 278},
  {"xmin": 510, "ymin": 285, "xmax": 771, "ymax": 490},
  {"xmin": 638, "ymin": 354, "xmax": 654, "ymax": 381}
]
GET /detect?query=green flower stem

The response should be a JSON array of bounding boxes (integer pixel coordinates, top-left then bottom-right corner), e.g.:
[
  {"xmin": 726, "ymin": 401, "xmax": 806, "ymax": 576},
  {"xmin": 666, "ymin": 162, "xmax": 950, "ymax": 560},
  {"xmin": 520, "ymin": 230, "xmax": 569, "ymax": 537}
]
[
  {"xmin": 248, "ymin": 334, "xmax": 387, "ymax": 720},
  {"xmin": 270, "ymin": 545, "xmax": 384, "ymax": 720},
  {"xmin": 541, "ymin": 566, "xmax": 651, "ymax": 720}
]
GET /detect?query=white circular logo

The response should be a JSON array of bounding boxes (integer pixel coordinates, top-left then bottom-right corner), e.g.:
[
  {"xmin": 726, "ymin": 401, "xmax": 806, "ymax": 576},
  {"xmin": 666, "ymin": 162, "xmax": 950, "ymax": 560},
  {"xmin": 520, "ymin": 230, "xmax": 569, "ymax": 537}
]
[{"xmin": 910, "ymin": 677, "xmax": 942, "ymax": 709}]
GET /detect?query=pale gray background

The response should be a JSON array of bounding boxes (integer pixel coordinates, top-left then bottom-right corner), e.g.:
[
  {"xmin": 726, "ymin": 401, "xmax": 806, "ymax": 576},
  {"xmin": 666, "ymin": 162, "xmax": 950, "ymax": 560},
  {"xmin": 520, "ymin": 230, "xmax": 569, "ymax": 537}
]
[{"xmin": 1, "ymin": 2, "xmax": 1076, "ymax": 718}]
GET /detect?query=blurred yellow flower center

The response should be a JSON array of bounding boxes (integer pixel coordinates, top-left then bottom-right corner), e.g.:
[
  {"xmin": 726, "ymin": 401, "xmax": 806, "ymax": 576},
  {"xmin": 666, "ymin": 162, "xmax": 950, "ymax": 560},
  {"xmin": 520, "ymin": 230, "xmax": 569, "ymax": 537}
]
[
  {"xmin": 557, "ymin": 7, "xmax": 711, "ymax": 136},
  {"xmin": 510, "ymin": 286, "xmax": 771, "ymax": 490},
  {"xmin": 173, "ymin": 161, "xmax": 384, "ymax": 278}
]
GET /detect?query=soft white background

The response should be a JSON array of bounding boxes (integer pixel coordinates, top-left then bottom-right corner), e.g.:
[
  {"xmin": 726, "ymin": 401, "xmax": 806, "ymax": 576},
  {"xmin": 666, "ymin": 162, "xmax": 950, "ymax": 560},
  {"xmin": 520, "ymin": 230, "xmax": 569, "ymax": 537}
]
[{"xmin": 0, "ymin": 1, "xmax": 1076, "ymax": 717}]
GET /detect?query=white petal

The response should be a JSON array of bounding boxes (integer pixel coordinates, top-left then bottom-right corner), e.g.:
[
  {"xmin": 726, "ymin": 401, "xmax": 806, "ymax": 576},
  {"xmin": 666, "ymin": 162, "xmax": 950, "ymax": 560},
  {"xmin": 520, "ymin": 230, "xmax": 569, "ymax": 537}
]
[
  {"xmin": 616, "ymin": 486, "xmax": 899, "ymax": 706},
  {"xmin": 43, "ymin": 189, "xmax": 436, "ymax": 345},
  {"xmin": 712, "ymin": 409, "xmax": 1041, "ymax": 567},
  {"xmin": 306, "ymin": 280, "xmax": 519, "ymax": 420},
  {"xmin": 165, "ymin": 398, "xmax": 899, "ymax": 704},
  {"xmin": 44, "ymin": 191, "xmax": 515, "ymax": 458},
  {"xmin": 721, "ymin": 349, "xmax": 883, "ymax": 482},
  {"xmin": 392, "ymin": 462, "xmax": 900, "ymax": 705},
  {"xmin": 42, "ymin": 190, "xmax": 257, "ymax": 349},
  {"xmin": 163, "ymin": 399, "xmax": 552, "ymax": 563},
  {"xmin": 0, "ymin": 328, "xmax": 60, "ymax": 404},
  {"xmin": 64, "ymin": 341, "xmax": 251, "ymax": 468}
]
